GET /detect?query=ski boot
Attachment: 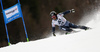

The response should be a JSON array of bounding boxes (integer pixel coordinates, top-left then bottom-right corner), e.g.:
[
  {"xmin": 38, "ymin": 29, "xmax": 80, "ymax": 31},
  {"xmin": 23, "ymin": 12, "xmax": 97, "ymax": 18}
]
[
  {"xmin": 65, "ymin": 29, "xmax": 73, "ymax": 35},
  {"xmin": 78, "ymin": 26, "xmax": 90, "ymax": 30}
]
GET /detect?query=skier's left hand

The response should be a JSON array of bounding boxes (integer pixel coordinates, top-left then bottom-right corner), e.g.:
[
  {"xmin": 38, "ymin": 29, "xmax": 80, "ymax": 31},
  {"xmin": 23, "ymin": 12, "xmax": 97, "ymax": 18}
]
[
  {"xmin": 70, "ymin": 9, "xmax": 75, "ymax": 13},
  {"xmin": 53, "ymin": 32, "xmax": 56, "ymax": 36}
]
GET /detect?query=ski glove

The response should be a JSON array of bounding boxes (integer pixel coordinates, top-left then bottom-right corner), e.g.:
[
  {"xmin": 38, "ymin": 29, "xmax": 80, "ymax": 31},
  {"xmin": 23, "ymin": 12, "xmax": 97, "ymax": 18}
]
[
  {"xmin": 70, "ymin": 9, "xmax": 75, "ymax": 13},
  {"xmin": 53, "ymin": 32, "xmax": 56, "ymax": 36}
]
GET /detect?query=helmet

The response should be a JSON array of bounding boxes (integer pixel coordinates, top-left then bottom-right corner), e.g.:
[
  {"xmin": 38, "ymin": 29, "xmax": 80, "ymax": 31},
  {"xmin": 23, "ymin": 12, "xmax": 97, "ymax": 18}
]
[{"xmin": 50, "ymin": 11, "xmax": 57, "ymax": 17}]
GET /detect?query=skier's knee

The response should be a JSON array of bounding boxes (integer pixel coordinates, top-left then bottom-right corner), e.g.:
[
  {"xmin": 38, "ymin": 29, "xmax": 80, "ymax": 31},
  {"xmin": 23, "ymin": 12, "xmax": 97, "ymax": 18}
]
[{"xmin": 66, "ymin": 29, "xmax": 73, "ymax": 32}]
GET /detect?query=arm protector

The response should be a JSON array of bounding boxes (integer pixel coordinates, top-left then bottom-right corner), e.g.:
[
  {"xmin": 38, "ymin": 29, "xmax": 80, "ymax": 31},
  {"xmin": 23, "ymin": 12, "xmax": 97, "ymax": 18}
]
[{"xmin": 62, "ymin": 10, "xmax": 71, "ymax": 15}]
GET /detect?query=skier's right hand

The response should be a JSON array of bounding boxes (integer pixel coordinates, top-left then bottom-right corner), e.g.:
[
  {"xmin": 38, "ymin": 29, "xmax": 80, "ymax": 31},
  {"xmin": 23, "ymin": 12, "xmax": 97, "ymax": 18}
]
[{"xmin": 53, "ymin": 32, "xmax": 56, "ymax": 36}]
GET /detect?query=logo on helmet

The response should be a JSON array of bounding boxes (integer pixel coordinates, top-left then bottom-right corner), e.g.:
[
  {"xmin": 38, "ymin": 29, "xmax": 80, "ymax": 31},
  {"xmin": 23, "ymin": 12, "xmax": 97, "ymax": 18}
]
[{"xmin": 50, "ymin": 11, "xmax": 57, "ymax": 17}]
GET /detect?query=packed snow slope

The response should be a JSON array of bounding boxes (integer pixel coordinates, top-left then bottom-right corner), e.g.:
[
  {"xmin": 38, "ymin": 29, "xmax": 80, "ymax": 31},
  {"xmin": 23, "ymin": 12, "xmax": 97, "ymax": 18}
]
[
  {"xmin": 1, "ymin": 27, "xmax": 100, "ymax": 52},
  {"xmin": 0, "ymin": 10, "xmax": 100, "ymax": 52}
]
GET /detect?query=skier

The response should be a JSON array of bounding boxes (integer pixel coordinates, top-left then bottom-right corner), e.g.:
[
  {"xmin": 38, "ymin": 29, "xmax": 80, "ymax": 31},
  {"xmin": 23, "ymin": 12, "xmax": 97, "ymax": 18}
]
[{"xmin": 50, "ymin": 9, "xmax": 89, "ymax": 36}]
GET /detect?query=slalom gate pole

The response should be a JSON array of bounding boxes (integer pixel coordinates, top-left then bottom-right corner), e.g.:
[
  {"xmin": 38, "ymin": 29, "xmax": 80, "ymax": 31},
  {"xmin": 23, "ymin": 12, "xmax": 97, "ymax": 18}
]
[
  {"xmin": 18, "ymin": 0, "xmax": 20, "ymax": 3},
  {"xmin": 22, "ymin": 16, "xmax": 29, "ymax": 42},
  {"xmin": 0, "ymin": 0, "xmax": 11, "ymax": 46},
  {"xmin": 0, "ymin": 0, "xmax": 29, "ymax": 46},
  {"xmin": 18, "ymin": 0, "xmax": 29, "ymax": 42}
]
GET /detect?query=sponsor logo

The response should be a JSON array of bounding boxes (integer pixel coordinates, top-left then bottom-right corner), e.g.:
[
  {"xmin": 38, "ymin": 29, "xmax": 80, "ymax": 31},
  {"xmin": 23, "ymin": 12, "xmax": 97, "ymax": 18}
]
[
  {"xmin": 6, "ymin": 8, "xmax": 17, "ymax": 15},
  {"xmin": 7, "ymin": 14, "xmax": 20, "ymax": 22}
]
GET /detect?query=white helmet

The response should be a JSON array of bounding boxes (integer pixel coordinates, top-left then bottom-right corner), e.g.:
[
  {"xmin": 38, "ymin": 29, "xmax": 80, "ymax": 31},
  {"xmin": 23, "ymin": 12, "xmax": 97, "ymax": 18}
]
[{"xmin": 50, "ymin": 11, "xmax": 57, "ymax": 17}]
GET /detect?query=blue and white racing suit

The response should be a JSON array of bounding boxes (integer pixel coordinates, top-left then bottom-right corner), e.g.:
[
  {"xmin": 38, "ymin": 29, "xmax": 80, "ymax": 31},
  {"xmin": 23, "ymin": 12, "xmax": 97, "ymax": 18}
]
[{"xmin": 52, "ymin": 10, "xmax": 79, "ymax": 32}]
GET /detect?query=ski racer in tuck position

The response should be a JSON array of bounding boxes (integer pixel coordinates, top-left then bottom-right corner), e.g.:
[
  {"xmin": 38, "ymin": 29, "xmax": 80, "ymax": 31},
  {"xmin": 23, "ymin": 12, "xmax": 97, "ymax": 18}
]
[{"xmin": 50, "ymin": 9, "xmax": 89, "ymax": 36}]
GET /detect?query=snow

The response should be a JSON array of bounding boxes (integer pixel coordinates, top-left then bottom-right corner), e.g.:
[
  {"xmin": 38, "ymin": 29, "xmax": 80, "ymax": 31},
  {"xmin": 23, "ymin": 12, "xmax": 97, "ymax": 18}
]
[
  {"xmin": 0, "ymin": 9, "xmax": 100, "ymax": 52},
  {"xmin": 1, "ymin": 28, "xmax": 100, "ymax": 52}
]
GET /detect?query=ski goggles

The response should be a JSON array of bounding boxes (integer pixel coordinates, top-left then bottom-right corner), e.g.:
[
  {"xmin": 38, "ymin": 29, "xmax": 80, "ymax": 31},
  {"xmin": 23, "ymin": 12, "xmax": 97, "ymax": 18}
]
[{"xmin": 51, "ymin": 15, "xmax": 56, "ymax": 18}]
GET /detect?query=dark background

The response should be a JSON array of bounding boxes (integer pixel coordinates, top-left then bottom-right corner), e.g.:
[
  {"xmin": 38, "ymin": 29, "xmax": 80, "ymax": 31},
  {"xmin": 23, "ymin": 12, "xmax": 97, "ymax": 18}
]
[{"xmin": 0, "ymin": 0, "xmax": 99, "ymax": 47}]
